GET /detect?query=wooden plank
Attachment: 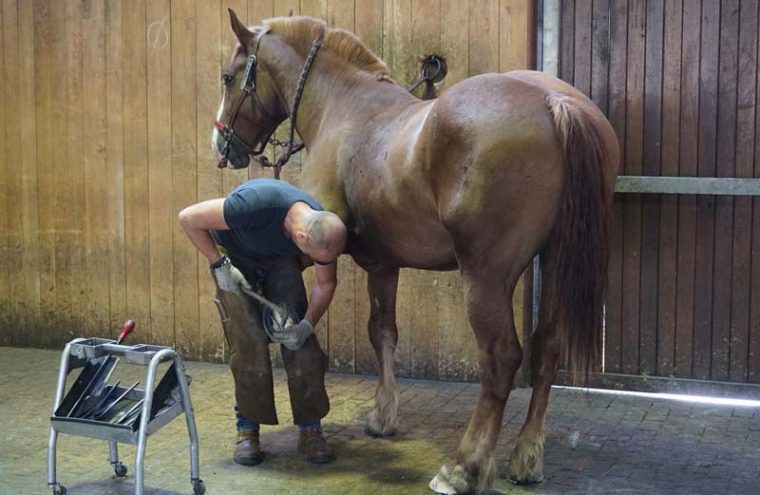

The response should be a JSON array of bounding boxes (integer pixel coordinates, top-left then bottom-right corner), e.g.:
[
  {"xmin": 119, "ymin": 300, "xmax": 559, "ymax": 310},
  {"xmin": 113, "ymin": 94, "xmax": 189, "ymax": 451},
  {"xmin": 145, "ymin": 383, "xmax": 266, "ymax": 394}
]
[
  {"xmin": 123, "ymin": 0, "xmax": 152, "ymax": 343},
  {"xmin": 353, "ymin": 0, "xmax": 383, "ymax": 375},
  {"xmin": 440, "ymin": 0, "xmax": 468, "ymax": 92},
  {"xmin": 731, "ymin": 0, "xmax": 758, "ymax": 383},
  {"xmin": 300, "ymin": 0, "xmax": 328, "ymax": 20},
  {"xmin": 558, "ymin": 0, "xmax": 574, "ymax": 83},
  {"xmin": 383, "ymin": 0, "xmax": 411, "ymax": 376},
  {"xmin": 173, "ymin": 0, "xmax": 200, "ymax": 359},
  {"xmin": 541, "ymin": 0, "xmax": 560, "ymax": 75},
  {"xmin": 50, "ymin": 0, "xmax": 72, "ymax": 346},
  {"xmin": 16, "ymin": 0, "xmax": 40, "ymax": 344},
  {"xmin": 324, "ymin": 0, "xmax": 356, "ymax": 373},
  {"xmin": 147, "ymin": 0, "xmax": 175, "ymax": 348},
  {"xmin": 750, "ymin": 0, "xmax": 760, "ymax": 384},
  {"xmin": 197, "ymin": 0, "xmax": 225, "ymax": 361},
  {"xmin": 468, "ymin": 0, "xmax": 499, "ymax": 76},
  {"xmin": 603, "ymin": 0, "xmax": 627, "ymax": 375},
  {"xmin": 499, "ymin": 0, "xmax": 532, "ymax": 72},
  {"xmin": 105, "ymin": 0, "xmax": 127, "ymax": 335},
  {"xmin": 711, "ymin": 0, "xmax": 740, "ymax": 382},
  {"xmin": 82, "ymin": 0, "xmax": 109, "ymax": 339},
  {"xmin": 621, "ymin": 0, "xmax": 644, "ymax": 376},
  {"xmin": 657, "ymin": 0, "xmax": 682, "ymax": 377},
  {"xmin": 572, "ymin": 0, "xmax": 591, "ymax": 95},
  {"xmin": 409, "ymin": 0, "xmax": 441, "ymax": 380},
  {"xmin": 33, "ymin": 0, "xmax": 57, "ymax": 347},
  {"xmin": 693, "ymin": 0, "xmax": 719, "ymax": 381},
  {"xmin": 65, "ymin": 0, "xmax": 86, "ymax": 342},
  {"xmin": 639, "ymin": 0, "xmax": 663, "ymax": 376},
  {"xmin": 675, "ymin": 0, "xmax": 700, "ymax": 379},
  {"xmin": 590, "ymin": 0, "xmax": 609, "ymax": 113},
  {"xmin": 2, "ymin": 0, "xmax": 25, "ymax": 344},
  {"xmin": 0, "ymin": 0, "xmax": 9, "ymax": 344},
  {"xmin": 615, "ymin": 176, "xmax": 760, "ymax": 195}
]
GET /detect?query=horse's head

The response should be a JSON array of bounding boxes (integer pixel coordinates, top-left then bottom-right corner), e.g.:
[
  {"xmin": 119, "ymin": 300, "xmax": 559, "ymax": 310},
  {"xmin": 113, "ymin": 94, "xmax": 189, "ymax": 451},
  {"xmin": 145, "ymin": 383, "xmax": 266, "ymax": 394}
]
[{"xmin": 212, "ymin": 10, "xmax": 288, "ymax": 169}]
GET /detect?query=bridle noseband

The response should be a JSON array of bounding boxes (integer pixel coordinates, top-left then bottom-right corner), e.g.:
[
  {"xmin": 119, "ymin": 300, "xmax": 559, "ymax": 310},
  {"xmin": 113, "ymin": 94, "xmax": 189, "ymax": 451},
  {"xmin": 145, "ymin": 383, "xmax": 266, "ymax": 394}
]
[{"xmin": 214, "ymin": 32, "xmax": 324, "ymax": 179}]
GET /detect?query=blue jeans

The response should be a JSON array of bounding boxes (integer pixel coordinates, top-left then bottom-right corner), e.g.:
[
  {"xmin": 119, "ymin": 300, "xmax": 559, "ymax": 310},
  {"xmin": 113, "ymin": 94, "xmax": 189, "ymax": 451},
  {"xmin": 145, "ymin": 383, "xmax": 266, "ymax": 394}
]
[{"xmin": 235, "ymin": 406, "xmax": 321, "ymax": 431}]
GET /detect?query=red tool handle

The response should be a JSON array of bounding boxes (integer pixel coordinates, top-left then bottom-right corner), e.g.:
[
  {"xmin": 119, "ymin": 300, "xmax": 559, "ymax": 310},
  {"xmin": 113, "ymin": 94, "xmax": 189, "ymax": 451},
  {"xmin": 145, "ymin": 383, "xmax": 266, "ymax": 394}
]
[{"xmin": 116, "ymin": 320, "xmax": 135, "ymax": 345}]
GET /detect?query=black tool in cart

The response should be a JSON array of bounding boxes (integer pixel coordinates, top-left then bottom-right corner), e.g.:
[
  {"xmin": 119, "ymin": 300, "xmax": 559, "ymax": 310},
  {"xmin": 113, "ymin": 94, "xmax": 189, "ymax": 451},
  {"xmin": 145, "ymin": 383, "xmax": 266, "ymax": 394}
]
[{"xmin": 47, "ymin": 321, "xmax": 205, "ymax": 495}]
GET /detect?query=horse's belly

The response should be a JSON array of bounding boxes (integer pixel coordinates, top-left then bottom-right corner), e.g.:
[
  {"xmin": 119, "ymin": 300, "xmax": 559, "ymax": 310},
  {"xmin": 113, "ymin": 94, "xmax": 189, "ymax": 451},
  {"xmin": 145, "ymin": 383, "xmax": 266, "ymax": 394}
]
[{"xmin": 352, "ymin": 211, "xmax": 457, "ymax": 270}]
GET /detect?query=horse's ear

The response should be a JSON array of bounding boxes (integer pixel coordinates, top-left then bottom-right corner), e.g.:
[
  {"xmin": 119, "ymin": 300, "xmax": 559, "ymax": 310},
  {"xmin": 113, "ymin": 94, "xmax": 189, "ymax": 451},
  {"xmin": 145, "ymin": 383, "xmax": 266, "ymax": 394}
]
[{"xmin": 228, "ymin": 9, "xmax": 253, "ymax": 48}]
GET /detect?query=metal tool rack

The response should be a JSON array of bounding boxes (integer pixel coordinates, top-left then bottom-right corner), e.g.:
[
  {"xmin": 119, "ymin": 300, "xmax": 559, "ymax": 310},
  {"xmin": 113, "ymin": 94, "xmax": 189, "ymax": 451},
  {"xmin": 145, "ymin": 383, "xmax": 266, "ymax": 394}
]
[{"xmin": 48, "ymin": 337, "xmax": 205, "ymax": 495}]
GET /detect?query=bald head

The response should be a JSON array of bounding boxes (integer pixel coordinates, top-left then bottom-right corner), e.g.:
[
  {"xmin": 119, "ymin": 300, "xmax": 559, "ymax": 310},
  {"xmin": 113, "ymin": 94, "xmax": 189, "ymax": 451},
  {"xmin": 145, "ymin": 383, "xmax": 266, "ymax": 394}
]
[{"xmin": 305, "ymin": 211, "xmax": 347, "ymax": 258}]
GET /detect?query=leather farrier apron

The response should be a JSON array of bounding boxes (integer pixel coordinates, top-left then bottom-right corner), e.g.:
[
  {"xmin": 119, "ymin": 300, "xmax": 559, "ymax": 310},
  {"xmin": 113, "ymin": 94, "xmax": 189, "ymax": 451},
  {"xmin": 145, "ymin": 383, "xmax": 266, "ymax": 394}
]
[{"xmin": 212, "ymin": 255, "xmax": 329, "ymax": 425}]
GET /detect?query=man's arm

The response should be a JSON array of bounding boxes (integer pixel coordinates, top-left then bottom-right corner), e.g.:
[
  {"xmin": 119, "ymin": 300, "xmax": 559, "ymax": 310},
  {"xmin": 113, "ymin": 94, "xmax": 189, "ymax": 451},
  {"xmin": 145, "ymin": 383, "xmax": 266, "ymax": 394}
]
[
  {"xmin": 178, "ymin": 198, "xmax": 229, "ymax": 264},
  {"xmin": 304, "ymin": 261, "xmax": 338, "ymax": 326}
]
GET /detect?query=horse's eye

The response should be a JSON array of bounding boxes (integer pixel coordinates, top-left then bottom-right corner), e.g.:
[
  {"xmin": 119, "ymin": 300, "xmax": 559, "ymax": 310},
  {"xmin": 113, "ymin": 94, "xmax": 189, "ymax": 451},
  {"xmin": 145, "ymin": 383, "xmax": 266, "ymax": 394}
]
[{"xmin": 222, "ymin": 74, "xmax": 234, "ymax": 86}]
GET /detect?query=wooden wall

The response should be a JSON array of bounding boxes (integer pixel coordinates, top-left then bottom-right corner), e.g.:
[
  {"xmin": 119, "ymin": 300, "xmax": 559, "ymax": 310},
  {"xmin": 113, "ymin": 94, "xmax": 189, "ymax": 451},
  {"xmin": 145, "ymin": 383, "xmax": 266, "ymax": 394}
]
[
  {"xmin": 0, "ymin": 0, "xmax": 533, "ymax": 381},
  {"xmin": 558, "ymin": 0, "xmax": 760, "ymax": 385}
]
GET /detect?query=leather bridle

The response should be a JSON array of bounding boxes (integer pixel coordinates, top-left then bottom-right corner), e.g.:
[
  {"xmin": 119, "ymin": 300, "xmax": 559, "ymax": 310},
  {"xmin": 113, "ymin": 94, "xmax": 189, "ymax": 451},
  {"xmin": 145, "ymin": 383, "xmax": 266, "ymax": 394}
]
[{"xmin": 213, "ymin": 32, "xmax": 324, "ymax": 179}]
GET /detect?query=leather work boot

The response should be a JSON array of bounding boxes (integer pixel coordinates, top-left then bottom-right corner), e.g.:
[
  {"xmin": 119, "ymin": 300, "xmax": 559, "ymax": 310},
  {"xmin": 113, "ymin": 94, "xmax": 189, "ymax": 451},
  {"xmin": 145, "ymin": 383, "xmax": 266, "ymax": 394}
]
[
  {"xmin": 234, "ymin": 429, "xmax": 264, "ymax": 465},
  {"xmin": 298, "ymin": 428, "xmax": 334, "ymax": 464}
]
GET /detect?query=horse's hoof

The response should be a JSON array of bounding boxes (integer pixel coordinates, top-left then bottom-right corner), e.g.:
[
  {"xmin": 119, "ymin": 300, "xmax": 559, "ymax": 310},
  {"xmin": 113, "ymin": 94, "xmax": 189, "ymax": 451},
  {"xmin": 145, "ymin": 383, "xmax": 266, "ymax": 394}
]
[
  {"xmin": 429, "ymin": 464, "xmax": 474, "ymax": 494},
  {"xmin": 365, "ymin": 410, "xmax": 397, "ymax": 437},
  {"xmin": 508, "ymin": 473, "xmax": 544, "ymax": 485},
  {"xmin": 507, "ymin": 433, "xmax": 544, "ymax": 485},
  {"xmin": 429, "ymin": 473, "xmax": 457, "ymax": 494},
  {"xmin": 364, "ymin": 424, "xmax": 396, "ymax": 438}
]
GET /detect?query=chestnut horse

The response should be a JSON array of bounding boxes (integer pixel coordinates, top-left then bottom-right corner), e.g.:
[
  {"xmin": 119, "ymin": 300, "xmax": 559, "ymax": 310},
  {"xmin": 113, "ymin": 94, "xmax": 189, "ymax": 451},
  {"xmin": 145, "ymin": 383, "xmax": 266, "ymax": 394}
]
[{"xmin": 212, "ymin": 12, "xmax": 618, "ymax": 494}]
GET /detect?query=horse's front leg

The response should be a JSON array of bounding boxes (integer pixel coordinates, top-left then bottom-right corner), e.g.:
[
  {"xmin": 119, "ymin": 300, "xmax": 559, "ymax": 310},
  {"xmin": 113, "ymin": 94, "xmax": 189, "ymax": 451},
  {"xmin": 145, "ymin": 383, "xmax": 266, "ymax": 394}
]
[
  {"xmin": 364, "ymin": 267, "xmax": 401, "ymax": 437},
  {"xmin": 430, "ymin": 265, "xmax": 523, "ymax": 494}
]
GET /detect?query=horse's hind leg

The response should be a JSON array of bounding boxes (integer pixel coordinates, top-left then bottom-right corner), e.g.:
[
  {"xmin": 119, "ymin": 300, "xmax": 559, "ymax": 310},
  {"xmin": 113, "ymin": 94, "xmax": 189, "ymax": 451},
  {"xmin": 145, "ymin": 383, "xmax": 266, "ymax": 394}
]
[
  {"xmin": 508, "ymin": 252, "xmax": 559, "ymax": 484},
  {"xmin": 365, "ymin": 267, "xmax": 401, "ymax": 437},
  {"xmin": 430, "ymin": 259, "xmax": 524, "ymax": 494}
]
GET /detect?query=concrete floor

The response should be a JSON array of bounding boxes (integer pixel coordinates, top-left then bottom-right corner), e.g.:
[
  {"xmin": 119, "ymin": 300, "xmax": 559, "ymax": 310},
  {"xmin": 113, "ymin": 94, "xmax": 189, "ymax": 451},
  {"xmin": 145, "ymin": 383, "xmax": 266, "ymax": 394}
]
[{"xmin": 1, "ymin": 347, "xmax": 759, "ymax": 495}]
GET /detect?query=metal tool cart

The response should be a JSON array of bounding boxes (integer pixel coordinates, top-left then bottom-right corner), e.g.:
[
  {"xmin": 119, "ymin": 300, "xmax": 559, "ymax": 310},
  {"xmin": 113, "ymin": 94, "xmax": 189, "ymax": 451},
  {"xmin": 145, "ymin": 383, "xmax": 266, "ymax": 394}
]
[{"xmin": 47, "ymin": 323, "xmax": 205, "ymax": 495}]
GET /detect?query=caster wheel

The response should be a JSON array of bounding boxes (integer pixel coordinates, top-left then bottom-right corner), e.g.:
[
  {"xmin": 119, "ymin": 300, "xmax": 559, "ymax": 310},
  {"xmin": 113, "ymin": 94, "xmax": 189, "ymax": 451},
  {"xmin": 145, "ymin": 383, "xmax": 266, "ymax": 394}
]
[
  {"xmin": 114, "ymin": 462, "xmax": 128, "ymax": 477},
  {"xmin": 192, "ymin": 479, "xmax": 206, "ymax": 495},
  {"xmin": 52, "ymin": 484, "xmax": 67, "ymax": 495}
]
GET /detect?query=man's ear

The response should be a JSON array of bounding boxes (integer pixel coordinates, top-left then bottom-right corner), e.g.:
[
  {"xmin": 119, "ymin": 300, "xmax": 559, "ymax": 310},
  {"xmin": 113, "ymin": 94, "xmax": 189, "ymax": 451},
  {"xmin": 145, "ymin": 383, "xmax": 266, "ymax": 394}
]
[{"xmin": 229, "ymin": 9, "xmax": 254, "ymax": 48}]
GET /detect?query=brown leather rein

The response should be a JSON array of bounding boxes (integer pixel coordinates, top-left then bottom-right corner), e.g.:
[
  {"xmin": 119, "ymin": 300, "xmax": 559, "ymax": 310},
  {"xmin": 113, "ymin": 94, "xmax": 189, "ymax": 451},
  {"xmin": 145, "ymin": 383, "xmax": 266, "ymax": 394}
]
[{"xmin": 213, "ymin": 33, "xmax": 324, "ymax": 179}]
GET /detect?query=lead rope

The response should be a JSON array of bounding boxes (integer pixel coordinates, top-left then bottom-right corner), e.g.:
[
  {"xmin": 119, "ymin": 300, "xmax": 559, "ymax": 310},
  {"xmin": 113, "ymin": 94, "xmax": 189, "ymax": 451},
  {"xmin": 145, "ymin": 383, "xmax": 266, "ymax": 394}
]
[{"xmin": 255, "ymin": 35, "xmax": 324, "ymax": 179}]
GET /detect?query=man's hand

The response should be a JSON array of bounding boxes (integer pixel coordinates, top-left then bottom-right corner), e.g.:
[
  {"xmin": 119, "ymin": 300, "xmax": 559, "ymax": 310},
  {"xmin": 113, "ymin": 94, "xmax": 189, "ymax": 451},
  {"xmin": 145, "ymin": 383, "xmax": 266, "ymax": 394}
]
[
  {"xmin": 271, "ymin": 319, "xmax": 314, "ymax": 351},
  {"xmin": 211, "ymin": 256, "xmax": 252, "ymax": 293}
]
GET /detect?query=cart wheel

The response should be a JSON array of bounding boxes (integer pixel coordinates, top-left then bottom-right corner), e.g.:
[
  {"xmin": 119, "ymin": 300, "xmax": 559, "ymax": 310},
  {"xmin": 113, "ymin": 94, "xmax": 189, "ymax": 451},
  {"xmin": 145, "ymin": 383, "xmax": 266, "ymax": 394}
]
[
  {"xmin": 52, "ymin": 484, "xmax": 67, "ymax": 495},
  {"xmin": 192, "ymin": 479, "xmax": 205, "ymax": 495},
  {"xmin": 113, "ymin": 462, "xmax": 128, "ymax": 477}
]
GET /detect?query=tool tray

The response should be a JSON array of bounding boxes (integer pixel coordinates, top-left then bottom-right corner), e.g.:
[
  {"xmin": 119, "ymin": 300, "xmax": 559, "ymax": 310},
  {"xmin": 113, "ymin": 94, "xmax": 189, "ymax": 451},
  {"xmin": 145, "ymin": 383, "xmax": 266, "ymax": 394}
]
[
  {"xmin": 48, "ymin": 336, "xmax": 204, "ymax": 495},
  {"xmin": 50, "ymin": 339, "xmax": 184, "ymax": 443}
]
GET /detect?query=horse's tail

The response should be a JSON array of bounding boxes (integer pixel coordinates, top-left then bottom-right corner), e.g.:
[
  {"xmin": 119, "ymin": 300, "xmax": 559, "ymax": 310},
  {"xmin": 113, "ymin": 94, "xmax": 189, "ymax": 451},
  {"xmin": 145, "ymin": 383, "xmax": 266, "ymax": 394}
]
[{"xmin": 545, "ymin": 93, "xmax": 614, "ymax": 380}]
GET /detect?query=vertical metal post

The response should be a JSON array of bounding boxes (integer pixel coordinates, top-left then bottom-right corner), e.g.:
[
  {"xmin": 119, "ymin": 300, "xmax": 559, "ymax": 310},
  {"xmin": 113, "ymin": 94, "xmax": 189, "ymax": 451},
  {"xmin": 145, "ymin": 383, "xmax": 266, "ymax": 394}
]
[
  {"xmin": 134, "ymin": 349, "xmax": 173, "ymax": 495},
  {"xmin": 108, "ymin": 441, "xmax": 119, "ymax": 464},
  {"xmin": 174, "ymin": 356, "xmax": 202, "ymax": 483},
  {"xmin": 48, "ymin": 342, "xmax": 74, "ymax": 489}
]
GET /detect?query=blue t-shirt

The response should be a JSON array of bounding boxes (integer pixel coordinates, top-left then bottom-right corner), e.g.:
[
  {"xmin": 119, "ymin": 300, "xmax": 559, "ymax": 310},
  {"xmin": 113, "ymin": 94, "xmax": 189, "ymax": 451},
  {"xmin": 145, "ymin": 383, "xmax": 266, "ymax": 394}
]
[{"xmin": 211, "ymin": 179, "xmax": 323, "ymax": 259}]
